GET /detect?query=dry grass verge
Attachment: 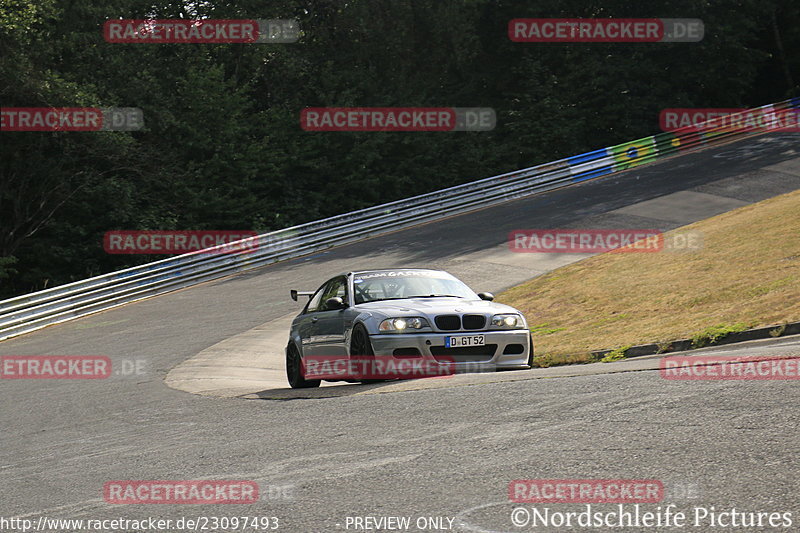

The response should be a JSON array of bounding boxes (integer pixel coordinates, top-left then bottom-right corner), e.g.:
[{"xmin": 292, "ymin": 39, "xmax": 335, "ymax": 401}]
[{"xmin": 497, "ymin": 189, "xmax": 800, "ymax": 367}]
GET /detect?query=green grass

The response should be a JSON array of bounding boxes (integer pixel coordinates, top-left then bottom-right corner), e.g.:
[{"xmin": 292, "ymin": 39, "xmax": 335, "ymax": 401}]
[
  {"xmin": 600, "ymin": 345, "xmax": 631, "ymax": 363},
  {"xmin": 690, "ymin": 323, "xmax": 748, "ymax": 348}
]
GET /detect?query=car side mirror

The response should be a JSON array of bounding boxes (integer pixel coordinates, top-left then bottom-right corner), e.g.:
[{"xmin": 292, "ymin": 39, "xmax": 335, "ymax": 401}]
[
  {"xmin": 291, "ymin": 289, "xmax": 314, "ymax": 302},
  {"xmin": 477, "ymin": 292, "xmax": 494, "ymax": 301},
  {"xmin": 325, "ymin": 297, "xmax": 347, "ymax": 310}
]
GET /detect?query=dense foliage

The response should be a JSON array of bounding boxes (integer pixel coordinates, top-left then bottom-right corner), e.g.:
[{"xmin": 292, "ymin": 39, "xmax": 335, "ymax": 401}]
[{"xmin": 1, "ymin": 0, "xmax": 798, "ymax": 297}]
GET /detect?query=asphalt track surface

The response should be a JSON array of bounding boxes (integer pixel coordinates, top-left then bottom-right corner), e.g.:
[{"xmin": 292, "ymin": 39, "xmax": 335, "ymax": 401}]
[{"xmin": 1, "ymin": 133, "xmax": 799, "ymax": 532}]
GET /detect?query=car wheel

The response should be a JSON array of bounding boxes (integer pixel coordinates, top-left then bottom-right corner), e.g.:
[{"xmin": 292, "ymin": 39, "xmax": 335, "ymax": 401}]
[
  {"xmin": 350, "ymin": 324, "xmax": 374, "ymax": 357},
  {"xmin": 527, "ymin": 332, "xmax": 535, "ymax": 369},
  {"xmin": 286, "ymin": 343, "xmax": 321, "ymax": 389},
  {"xmin": 350, "ymin": 324, "xmax": 382, "ymax": 383}
]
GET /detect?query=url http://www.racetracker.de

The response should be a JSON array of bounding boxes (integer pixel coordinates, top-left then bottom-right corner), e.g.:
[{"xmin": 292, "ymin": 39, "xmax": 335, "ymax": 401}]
[{"xmin": 0, "ymin": 515, "xmax": 281, "ymax": 532}]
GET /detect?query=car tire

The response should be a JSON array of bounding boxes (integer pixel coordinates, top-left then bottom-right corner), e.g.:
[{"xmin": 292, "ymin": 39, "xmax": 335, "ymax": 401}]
[
  {"xmin": 350, "ymin": 324, "xmax": 374, "ymax": 357},
  {"xmin": 286, "ymin": 342, "xmax": 321, "ymax": 389},
  {"xmin": 350, "ymin": 324, "xmax": 382, "ymax": 383}
]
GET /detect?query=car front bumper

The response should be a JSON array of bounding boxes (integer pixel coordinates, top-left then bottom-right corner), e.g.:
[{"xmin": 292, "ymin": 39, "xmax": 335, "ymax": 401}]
[{"xmin": 368, "ymin": 329, "xmax": 531, "ymax": 371}]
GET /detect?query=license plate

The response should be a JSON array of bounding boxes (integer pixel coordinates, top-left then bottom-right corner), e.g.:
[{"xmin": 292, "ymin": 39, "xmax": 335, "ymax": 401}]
[{"xmin": 445, "ymin": 335, "xmax": 485, "ymax": 348}]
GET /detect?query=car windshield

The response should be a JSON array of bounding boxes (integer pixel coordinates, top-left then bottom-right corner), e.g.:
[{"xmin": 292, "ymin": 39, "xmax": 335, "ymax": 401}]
[{"xmin": 352, "ymin": 271, "xmax": 478, "ymax": 304}]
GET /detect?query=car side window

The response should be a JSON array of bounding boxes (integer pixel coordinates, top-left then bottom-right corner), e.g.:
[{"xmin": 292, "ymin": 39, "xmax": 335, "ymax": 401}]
[
  {"xmin": 320, "ymin": 277, "xmax": 348, "ymax": 310},
  {"xmin": 304, "ymin": 282, "xmax": 328, "ymax": 314},
  {"xmin": 305, "ymin": 277, "xmax": 348, "ymax": 313}
]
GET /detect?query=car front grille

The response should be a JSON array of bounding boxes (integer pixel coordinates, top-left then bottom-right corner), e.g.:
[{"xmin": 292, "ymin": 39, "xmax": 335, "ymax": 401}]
[
  {"xmin": 462, "ymin": 314, "xmax": 486, "ymax": 330},
  {"xmin": 434, "ymin": 315, "xmax": 461, "ymax": 330},
  {"xmin": 435, "ymin": 314, "xmax": 488, "ymax": 331}
]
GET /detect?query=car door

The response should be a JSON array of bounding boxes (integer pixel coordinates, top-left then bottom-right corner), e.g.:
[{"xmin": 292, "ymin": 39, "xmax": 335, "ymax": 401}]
[
  {"xmin": 298, "ymin": 281, "xmax": 328, "ymax": 357},
  {"xmin": 309, "ymin": 276, "xmax": 349, "ymax": 357}
]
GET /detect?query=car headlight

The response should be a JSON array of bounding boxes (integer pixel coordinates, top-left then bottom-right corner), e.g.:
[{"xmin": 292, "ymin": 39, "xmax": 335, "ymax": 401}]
[
  {"xmin": 378, "ymin": 317, "xmax": 429, "ymax": 332},
  {"xmin": 491, "ymin": 314, "xmax": 522, "ymax": 328}
]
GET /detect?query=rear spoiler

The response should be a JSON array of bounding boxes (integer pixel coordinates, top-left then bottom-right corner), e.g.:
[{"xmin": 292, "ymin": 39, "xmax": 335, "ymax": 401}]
[{"xmin": 290, "ymin": 289, "xmax": 315, "ymax": 302}]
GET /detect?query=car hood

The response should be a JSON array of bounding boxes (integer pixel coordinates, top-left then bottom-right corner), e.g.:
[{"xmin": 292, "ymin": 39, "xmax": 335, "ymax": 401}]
[{"xmin": 354, "ymin": 298, "xmax": 521, "ymax": 316}]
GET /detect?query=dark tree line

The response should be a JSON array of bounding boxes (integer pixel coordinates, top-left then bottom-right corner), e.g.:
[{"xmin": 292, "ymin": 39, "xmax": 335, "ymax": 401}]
[{"xmin": 1, "ymin": 0, "xmax": 798, "ymax": 297}]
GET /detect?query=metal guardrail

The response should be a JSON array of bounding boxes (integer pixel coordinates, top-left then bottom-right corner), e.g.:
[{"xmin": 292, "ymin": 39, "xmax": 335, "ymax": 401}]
[{"xmin": 1, "ymin": 99, "xmax": 796, "ymax": 341}]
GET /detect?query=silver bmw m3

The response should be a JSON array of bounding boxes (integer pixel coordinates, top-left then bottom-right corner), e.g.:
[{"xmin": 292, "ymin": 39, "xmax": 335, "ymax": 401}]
[{"xmin": 285, "ymin": 268, "xmax": 533, "ymax": 388}]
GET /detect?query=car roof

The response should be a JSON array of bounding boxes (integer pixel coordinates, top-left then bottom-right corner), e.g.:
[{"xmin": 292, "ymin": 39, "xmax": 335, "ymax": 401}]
[
  {"xmin": 314, "ymin": 269, "xmax": 449, "ymax": 282},
  {"xmin": 350, "ymin": 268, "xmax": 445, "ymax": 276}
]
